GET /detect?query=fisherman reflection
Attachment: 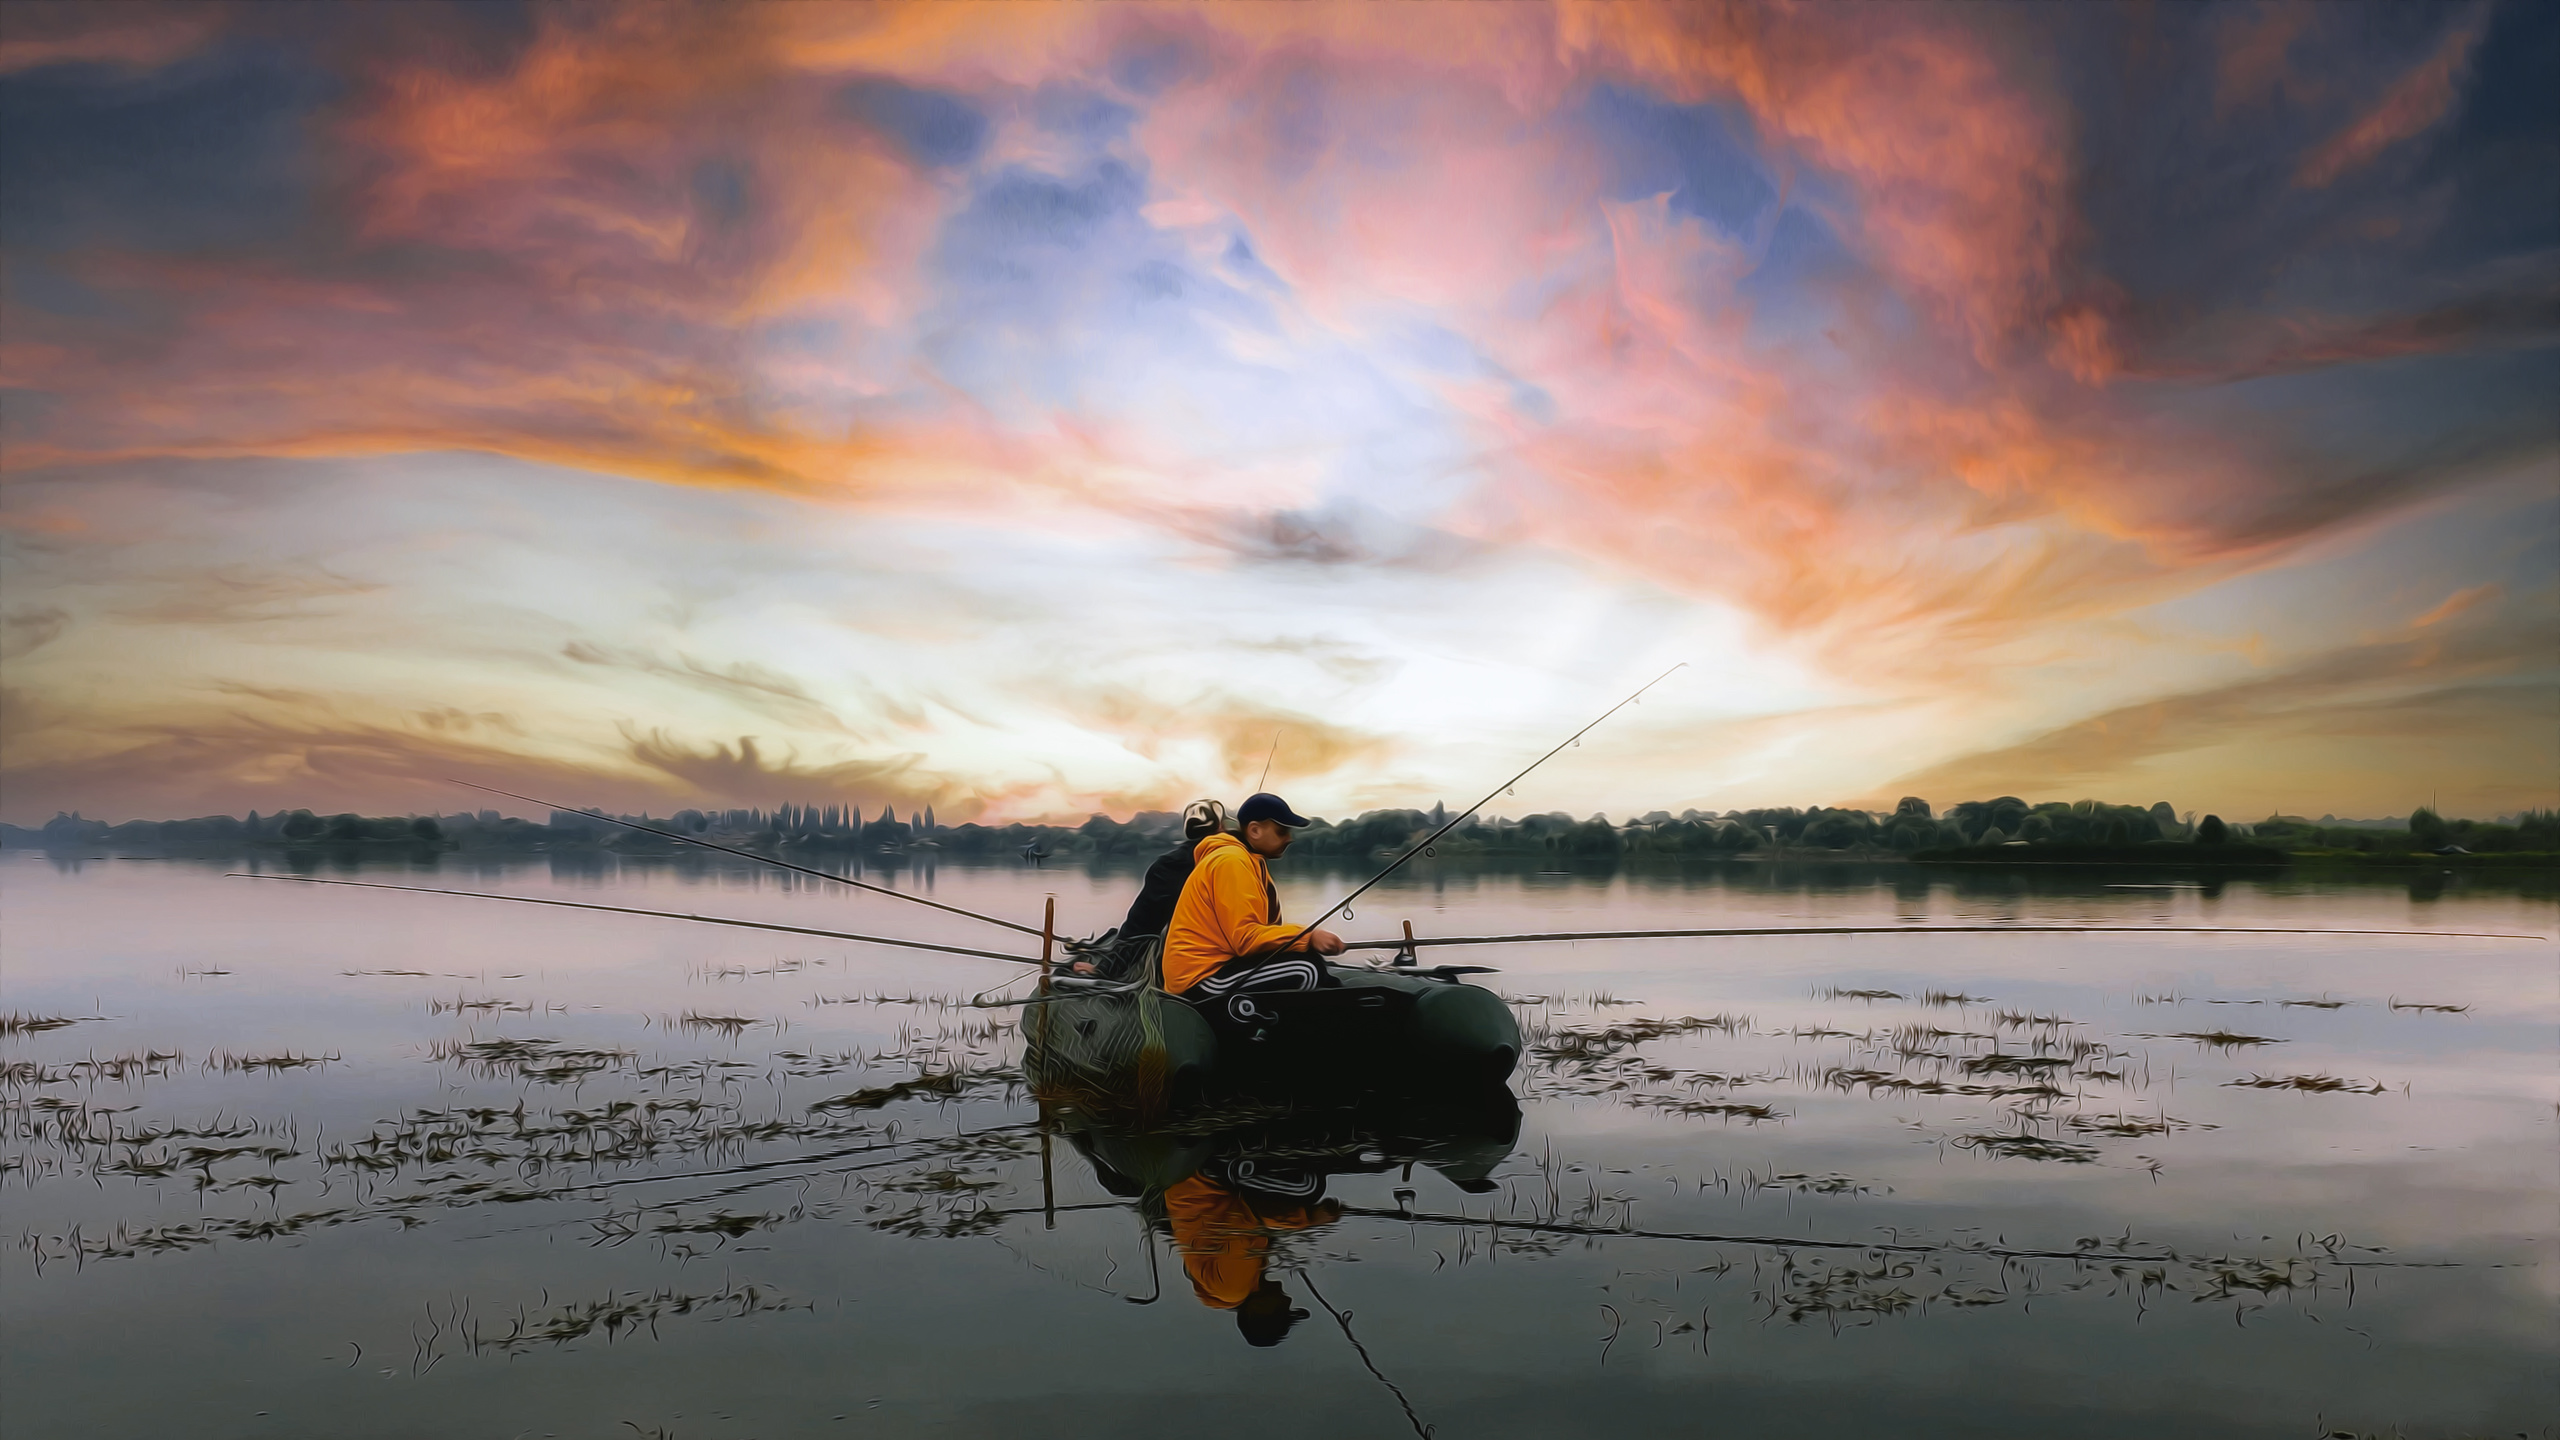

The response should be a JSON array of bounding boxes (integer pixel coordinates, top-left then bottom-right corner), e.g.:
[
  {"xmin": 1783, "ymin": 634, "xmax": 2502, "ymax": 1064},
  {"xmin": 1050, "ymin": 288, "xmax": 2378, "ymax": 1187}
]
[{"xmin": 1163, "ymin": 1156, "xmax": 1342, "ymax": 1346}]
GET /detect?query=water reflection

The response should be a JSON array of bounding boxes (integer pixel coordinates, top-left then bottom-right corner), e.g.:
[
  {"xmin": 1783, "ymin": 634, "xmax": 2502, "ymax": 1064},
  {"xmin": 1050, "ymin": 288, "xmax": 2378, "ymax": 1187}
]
[
  {"xmin": 1063, "ymin": 1085, "xmax": 1519, "ymax": 1343},
  {"xmin": 2, "ymin": 853, "xmax": 2551, "ymax": 1438}
]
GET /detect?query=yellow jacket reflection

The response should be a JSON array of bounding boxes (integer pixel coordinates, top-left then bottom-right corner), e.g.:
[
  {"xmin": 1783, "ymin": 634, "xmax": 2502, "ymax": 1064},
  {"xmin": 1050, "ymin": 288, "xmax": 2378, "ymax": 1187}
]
[{"xmin": 1164, "ymin": 1172, "xmax": 1342, "ymax": 1309}]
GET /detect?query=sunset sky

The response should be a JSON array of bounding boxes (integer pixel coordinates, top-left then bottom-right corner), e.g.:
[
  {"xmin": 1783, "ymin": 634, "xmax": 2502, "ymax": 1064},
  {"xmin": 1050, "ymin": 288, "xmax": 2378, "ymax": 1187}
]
[{"xmin": 2, "ymin": 0, "xmax": 2553, "ymax": 826}]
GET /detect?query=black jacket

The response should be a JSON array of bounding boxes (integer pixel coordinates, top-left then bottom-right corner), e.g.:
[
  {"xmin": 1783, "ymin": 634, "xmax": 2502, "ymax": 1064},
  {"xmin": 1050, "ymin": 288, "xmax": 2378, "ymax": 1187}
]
[{"xmin": 1119, "ymin": 839, "xmax": 1201, "ymax": 942}]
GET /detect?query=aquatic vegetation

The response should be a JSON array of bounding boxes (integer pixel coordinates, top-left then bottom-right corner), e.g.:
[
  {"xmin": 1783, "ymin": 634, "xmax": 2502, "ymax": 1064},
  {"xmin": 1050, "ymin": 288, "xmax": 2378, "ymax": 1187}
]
[
  {"xmin": 1952, "ymin": 1131, "xmax": 2103, "ymax": 1163},
  {"xmin": 2227, "ymin": 1074, "xmax": 2392, "ymax": 1094},
  {"xmin": 2065, "ymin": 1111, "xmax": 2211, "ymax": 1138},
  {"xmin": 1817, "ymin": 987, "xmax": 1903, "ymax": 1002},
  {"xmin": 1532, "ymin": 1014, "xmax": 1751, "ymax": 1066},
  {"xmin": 419, "ymin": 1279, "xmax": 809, "ymax": 1357},
  {"xmin": 810, "ymin": 1072, "xmax": 966, "ymax": 1112},
  {"xmin": 0, "ymin": 1013, "xmax": 97, "ymax": 1036},
  {"xmin": 1959, "ymin": 1052, "xmax": 2073, "ymax": 1076},
  {"xmin": 2150, "ymin": 1031, "xmax": 2285, "ymax": 1050},
  {"xmin": 428, "ymin": 1036, "xmax": 638, "ymax": 1085},
  {"xmin": 2387, "ymin": 999, "xmax": 2471, "ymax": 1014},
  {"xmin": 204, "ymin": 1049, "xmax": 338, "ymax": 1074}
]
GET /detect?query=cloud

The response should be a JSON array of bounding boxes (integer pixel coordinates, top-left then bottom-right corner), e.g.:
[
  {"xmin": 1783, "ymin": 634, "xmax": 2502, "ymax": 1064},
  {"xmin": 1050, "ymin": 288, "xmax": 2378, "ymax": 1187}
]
[
  {"xmin": 1058, "ymin": 683, "xmax": 1399, "ymax": 788},
  {"xmin": 0, "ymin": 1, "xmax": 221, "ymax": 76},
  {"xmin": 0, "ymin": 606, "xmax": 68, "ymax": 660},
  {"xmin": 2408, "ymin": 583, "xmax": 2503, "ymax": 630},
  {"xmin": 2295, "ymin": 13, "xmax": 2486, "ymax": 188},
  {"xmin": 1880, "ymin": 612, "xmax": 2555, "ymax": 805},
  {"xmin": 2213, "ymin": 2, "xmax": 2317, "ymax": 116},
  {"xmin": 111, "ymin": 567, "xmax": 383, "ymax": 626},
  {"xmin": 561, "ymin": 640, "xmax": 863, "ymax": 737},
  {"xmin": 3, "ymin": 1, "xmax": 2553, "ymax": 823}
]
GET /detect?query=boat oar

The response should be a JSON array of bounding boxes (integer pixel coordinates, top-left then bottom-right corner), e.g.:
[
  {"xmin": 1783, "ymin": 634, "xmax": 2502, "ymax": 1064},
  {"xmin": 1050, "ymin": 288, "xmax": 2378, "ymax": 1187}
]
[
  {"xmin": 228, "ymin": 873, "xmax": 1044, "ymax": 963},
  {"xmin": 1339, "ymin": 922, "xmax": 2547, "ymax": 950},
  {"xmin": 446, "ymin": 779, "xmax": 1043, "ymax": 937}
]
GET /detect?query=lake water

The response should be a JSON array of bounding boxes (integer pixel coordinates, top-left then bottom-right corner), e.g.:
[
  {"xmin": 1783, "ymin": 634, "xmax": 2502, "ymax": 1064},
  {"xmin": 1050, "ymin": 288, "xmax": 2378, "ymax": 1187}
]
[{"xmin": 3, "ymin": 851, "xmax": 2552, "ymax": 1439}]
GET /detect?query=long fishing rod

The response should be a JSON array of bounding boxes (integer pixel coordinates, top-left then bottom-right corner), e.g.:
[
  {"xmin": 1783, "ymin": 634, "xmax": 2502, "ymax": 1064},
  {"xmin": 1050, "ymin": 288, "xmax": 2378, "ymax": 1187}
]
[
  {"xmin": 229, "ymin": 873, "xmax": 1043, "ymax": 964},
  {"xmin": 446, "ymin": 779, "xmax": 1041, "ymax": 937},
  {"xmin": 1285, "ymin": 662, "xmax": 1686, "ymax": 952},
  {"xmin": 1336, "ymin": 922, "xmax": 2546, "ymax": 950}
]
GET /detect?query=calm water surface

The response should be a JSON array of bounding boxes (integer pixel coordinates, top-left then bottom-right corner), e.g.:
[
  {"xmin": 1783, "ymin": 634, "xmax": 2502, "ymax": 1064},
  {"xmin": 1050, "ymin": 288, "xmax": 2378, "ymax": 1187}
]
[{"xmin": 3, "ymin": 852, "xmax": 2553, "ymax": 1439}]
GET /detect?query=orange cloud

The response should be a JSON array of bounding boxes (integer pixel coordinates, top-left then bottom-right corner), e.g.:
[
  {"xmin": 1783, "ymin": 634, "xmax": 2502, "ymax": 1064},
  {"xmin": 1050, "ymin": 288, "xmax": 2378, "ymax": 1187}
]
[
  {"xmin": 0, "ymin": 1, "xmax": 221, "ymax": 75},
  {"xmin": 2410, "ymin": 582, "xmax": 2500, "ymax": 630}
]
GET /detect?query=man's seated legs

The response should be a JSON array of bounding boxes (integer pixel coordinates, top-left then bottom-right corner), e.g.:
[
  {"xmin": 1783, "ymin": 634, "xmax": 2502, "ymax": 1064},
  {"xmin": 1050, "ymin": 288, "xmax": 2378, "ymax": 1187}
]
[{"xmin": 1189, "ymin": 950, "xmax": 1325, "ymax": 1022}]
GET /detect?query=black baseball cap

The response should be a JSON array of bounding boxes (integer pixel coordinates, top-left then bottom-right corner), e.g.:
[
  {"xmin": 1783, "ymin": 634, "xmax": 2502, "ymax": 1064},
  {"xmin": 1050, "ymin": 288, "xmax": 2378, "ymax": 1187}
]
[{"xmin": 1235, "ymin": 793, "xmax": 1310, "ymax": 828}]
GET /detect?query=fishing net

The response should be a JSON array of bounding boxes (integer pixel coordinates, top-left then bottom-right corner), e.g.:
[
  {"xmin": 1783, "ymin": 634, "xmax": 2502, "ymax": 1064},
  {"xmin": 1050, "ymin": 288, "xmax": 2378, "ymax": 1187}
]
[{"xmin": 1025, "ymin": 933, "xmax": 1178, "ymax": 1124}]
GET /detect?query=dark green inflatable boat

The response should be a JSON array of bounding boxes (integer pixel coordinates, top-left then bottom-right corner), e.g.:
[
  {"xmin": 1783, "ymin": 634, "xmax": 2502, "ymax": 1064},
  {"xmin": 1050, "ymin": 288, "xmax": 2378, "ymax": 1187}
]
[{"xmin": 1025, "ymin": 961, "xmax": 1522, "ymax": 1105}]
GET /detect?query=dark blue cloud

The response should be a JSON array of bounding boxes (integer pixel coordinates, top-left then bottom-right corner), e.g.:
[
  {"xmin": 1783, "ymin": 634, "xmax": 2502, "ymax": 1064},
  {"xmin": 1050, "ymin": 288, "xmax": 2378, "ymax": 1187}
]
[
  {"xmin": 2055, "ymin": 3, "xmax": 2551, "ymax": 334},
  {"xmin": 835, "ymin": 77, "xmax": 988, "ymax": 170},
  {"xmin": 1581, "ymin": 85, "xmax": 1777, "ymax": 238},
  {"xmin": 0, "ymin": 42, "xmax": 334, "ymax": 253},
  {"xmin": 943, "ymin": 161, "xmax": 1146, "ymax": 271},
  {"xmin": 2413, "ymin": 0, "xmax": 2560, "ymax": 270},
  {"xmin": 1031, "ymin": 82, "xmax": 1135, "ymax": 143}
]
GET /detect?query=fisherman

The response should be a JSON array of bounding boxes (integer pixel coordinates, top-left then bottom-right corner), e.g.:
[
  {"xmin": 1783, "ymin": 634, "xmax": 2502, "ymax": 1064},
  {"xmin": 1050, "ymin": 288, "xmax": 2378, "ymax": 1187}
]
[
  {"xmin": 1161, "ymin": 791, "xmax": 1345, "ymax": 1013},
  {"xmin": 1116, "ymin": 800, "xmax": 1227, "ymax": 969},
  {"xmin": 1059, "ymin": 800, "xmax": 1226, "ymax": 979}
]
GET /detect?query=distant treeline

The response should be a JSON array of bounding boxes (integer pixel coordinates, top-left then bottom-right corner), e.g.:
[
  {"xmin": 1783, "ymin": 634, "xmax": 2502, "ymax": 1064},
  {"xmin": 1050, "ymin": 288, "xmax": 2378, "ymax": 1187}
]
[{"xmin": 10, "ymin": 796, "xmax": 2554, "ymax": 864}]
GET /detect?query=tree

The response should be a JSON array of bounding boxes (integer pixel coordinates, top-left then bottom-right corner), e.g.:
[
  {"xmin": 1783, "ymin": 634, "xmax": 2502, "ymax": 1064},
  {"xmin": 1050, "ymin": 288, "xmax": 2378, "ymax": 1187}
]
[
  {"xmin": 2409, "ymin": 807, "xmax": 2448, "ymax": 846},
  {"xmin": 280, "ymin": 809, "xmax": 323, "ymax": 840},
  {"xmin": 2196, "ymin": 814, "xmax": 2228, "ymax": 845},
  {"xmin": 409, "ymin": 816, "xmax": 443, "ymax": 842}
]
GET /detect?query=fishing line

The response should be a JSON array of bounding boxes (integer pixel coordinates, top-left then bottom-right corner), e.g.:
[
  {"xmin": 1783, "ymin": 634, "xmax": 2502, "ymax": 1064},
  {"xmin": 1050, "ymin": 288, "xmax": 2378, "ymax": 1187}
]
[
  {"xmin": 1282, "ymin": 662, "xmax": 1687, "ymax": 953},
  {"xmin": 1296, "ymin": 1269, "xmax": 1435, "ymax": 1439},
  {"xmin": 445, "ymin": 779, "xmax": 1042, "ymax": 937},
  {"xmin": 229, "ymin": 873, "xmax": 1044, "ymax": 964}
]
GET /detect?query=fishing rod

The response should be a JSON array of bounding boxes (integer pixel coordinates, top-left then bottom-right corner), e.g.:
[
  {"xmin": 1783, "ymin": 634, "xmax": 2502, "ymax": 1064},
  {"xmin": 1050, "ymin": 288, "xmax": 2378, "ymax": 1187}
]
[
  {"xmin": 228, "ymin": 873, "xmax": 1044, "ymax": 964},
  {"xmin": 1284, "ymin": 662, "xmax": 1687, "ymax": 953},
  {"xmin": 1336, "ymin": 922, "xmax": 2546, "ymax": 951},
  {"xmin": 446, "ymin": 779, "xmax": 1041, "ymax": 938}
]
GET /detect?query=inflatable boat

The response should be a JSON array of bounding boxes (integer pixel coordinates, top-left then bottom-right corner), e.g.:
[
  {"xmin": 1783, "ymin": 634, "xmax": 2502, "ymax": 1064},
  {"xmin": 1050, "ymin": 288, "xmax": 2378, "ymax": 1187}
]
[{"xmin": 1025, "ymin": 960, "xmax": 1523, "ymax": 1105}]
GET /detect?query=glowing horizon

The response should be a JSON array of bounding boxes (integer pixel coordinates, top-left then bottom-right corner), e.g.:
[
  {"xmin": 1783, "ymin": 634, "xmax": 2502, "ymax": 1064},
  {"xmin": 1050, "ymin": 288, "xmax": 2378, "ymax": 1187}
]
[{"xmin": 3, "ymin": 1, "xmax": 2553, "ymax": 826}]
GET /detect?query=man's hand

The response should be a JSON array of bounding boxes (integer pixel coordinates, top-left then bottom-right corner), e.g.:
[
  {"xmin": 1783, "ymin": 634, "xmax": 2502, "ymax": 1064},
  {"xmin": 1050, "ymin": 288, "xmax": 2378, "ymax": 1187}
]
[{"xmin": 1302, "ymin": 927, "xmax": 1346, "ymax": 956}]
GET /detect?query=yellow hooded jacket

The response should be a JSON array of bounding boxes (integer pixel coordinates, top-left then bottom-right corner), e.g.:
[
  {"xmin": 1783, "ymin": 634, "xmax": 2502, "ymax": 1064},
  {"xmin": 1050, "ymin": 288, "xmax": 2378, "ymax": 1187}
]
[{"xmin": 1160, "ymin": 832, "xmax": 1305, "ymax": 993}]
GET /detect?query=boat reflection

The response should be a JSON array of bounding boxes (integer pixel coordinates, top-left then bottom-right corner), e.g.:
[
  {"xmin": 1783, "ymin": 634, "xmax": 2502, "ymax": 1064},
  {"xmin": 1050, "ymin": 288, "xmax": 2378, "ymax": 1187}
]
[{"xmin": 1055, "ymin": 1083, "xmax": 1522, "ymax": 1343}]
